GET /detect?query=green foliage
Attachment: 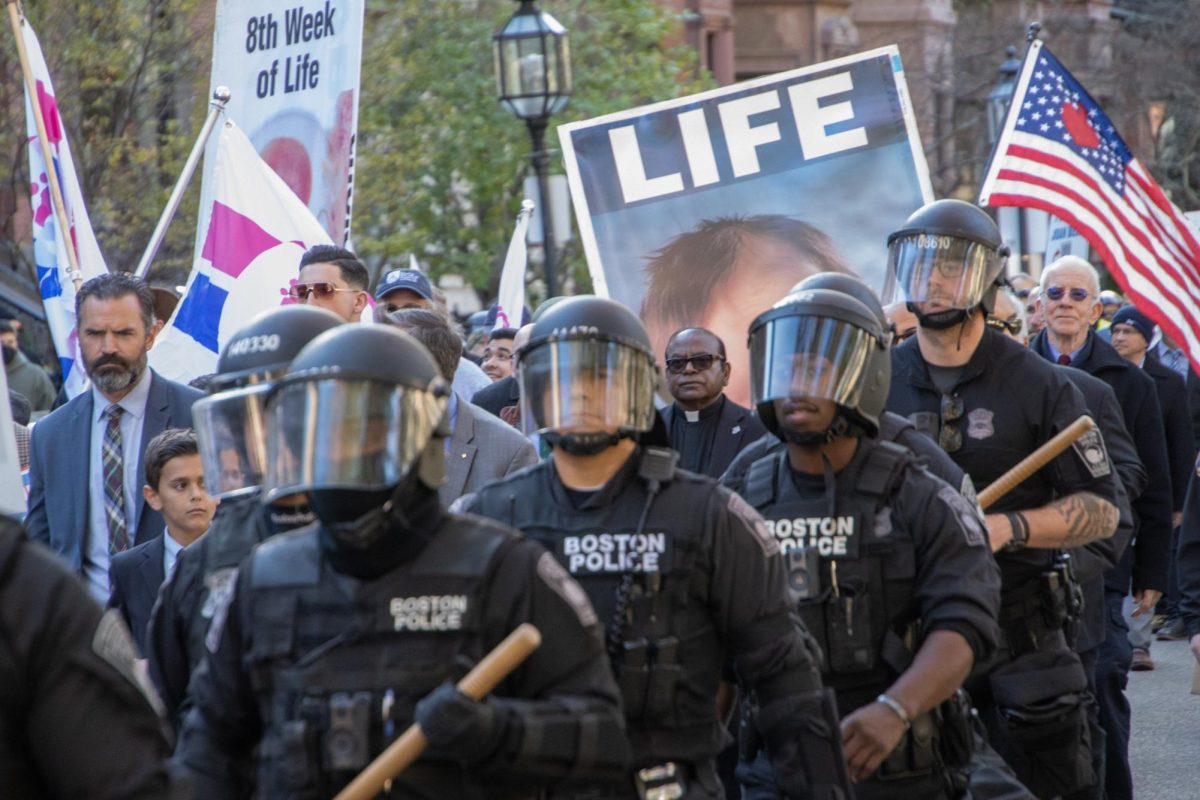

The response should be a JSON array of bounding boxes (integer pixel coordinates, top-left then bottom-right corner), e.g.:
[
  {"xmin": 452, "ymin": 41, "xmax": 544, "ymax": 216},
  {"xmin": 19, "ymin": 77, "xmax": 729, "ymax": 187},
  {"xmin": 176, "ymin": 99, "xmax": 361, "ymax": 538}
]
[
  {"xmin": 2, "ymin": 0, "xmax": 209, "ymax": 286},
  {"xmin": 353, "ymin": 0, "xmax": 710, "ymax": 300},
  {"xmin": 2, "ymin": 0, "xmax": 707, "ymax": 303}
]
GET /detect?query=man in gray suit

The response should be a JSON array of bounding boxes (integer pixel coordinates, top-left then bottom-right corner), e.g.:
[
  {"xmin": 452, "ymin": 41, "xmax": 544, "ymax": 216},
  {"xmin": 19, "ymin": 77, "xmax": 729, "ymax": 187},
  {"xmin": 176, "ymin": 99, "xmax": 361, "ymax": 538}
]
[
  {"xmin": 25, "ymin": 273, "xmax": 202, "ymax": 602},
  {"xmin": 382, "ymin": 309, "xmax": 538, "ymax": 508}
]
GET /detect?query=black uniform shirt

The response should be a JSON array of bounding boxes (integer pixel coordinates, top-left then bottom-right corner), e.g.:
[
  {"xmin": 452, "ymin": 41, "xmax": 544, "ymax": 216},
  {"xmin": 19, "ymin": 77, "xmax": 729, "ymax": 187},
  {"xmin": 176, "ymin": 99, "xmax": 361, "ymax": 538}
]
[
  {"xmin": 669, "ymin": 396, "xmax": 724, "ymax": 474},
  {"xmin": 177, "ymin": 515, "xmax": 624, "ymax": 798},
  {"xmin": 724, "ymin": 438, "xmax": 1002, "ymax": 670},
  {"xmin": 888, "ymin": 328, "xmax": 1116, "ymax": 589},
  {"xmin": 0, "ymin": 520, "xmax": 173, "ymax": 799},
  {"xmin": 458, "ymin": 450, "xmax": 823, "ymax": 768}
]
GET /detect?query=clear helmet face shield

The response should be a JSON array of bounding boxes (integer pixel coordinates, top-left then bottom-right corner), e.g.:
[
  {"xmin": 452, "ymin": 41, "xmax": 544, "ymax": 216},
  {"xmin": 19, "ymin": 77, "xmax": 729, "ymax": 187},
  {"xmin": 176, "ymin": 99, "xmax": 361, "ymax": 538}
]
[
  {"xmin": 192, "ymin": 382, "xmax": 272, "ymax": 500},
  {"xmin": 881, "ymin": 233, "xmax": 1004, "ymax": 312},
  {"xmin": 749, "ymin": 315, "xmax": 877, "ymax": 410},
  {"xmin": 262, "ymin": 378, "xmax": 448, "ymax": 503},
  {"xmin": 517, "ymin": 339, "xmax": 657, "ymax": 437}
]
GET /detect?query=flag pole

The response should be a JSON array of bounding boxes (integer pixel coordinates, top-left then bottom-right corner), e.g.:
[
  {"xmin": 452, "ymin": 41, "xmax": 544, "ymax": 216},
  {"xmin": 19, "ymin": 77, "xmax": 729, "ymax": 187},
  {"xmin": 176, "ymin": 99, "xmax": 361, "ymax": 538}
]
[
  {"xmin": 134, "ymin": 86, "xmax": 231, "ymax": 279},
  {"xmin": 976, "ymin": 21, "xmax": 1043, "ymax": 205},
  {"xmin": 6, "ymin": 0, "xmax": 83, "ymax": 290}
]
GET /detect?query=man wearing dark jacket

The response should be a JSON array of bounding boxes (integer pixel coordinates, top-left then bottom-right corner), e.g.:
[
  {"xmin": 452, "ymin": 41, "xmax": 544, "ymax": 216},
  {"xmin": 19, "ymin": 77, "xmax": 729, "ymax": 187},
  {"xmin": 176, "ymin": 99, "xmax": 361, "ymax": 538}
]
[
  {"xmin": 660, "ymin": 327, "xmax": 766, "ymax": 478},
  {"xmin": 1030, "ymin": 256, "xmax": 1170, "ymax": 800}
]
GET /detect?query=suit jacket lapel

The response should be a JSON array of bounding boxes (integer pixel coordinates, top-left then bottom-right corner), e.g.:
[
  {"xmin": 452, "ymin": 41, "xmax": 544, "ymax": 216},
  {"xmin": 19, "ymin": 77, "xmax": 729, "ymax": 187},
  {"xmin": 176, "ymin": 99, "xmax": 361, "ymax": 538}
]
[
  {"xmin": 445, "ymin": 404, "xmax": 477, "ymax": 501},
  {"xmin": 709, "ymin": 400, "xmax": 745, "ymax": 478},
  {"xmin": 137, "ymin": 537, "xmax": 166, "ymax": 604},
  {"xmin": 135, "ymin": 372, "xmax": 170, "ymax": 533},
  {"xmin": 68, "ymin": 392, "xmax": 95, "ymax": 540}
]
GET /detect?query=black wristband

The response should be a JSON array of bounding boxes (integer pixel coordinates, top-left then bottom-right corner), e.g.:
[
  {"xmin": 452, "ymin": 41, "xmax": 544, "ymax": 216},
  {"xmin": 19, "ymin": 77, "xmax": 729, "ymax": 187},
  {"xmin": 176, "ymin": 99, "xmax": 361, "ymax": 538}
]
[{"xmin": 1003, "ymin": 511, "xmax": 1029, "ymax": 551}]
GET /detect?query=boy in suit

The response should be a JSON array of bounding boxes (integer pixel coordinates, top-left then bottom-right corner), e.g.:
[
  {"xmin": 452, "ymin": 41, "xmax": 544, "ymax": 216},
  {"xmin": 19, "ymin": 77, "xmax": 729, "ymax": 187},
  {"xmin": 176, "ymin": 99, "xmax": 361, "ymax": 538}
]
[{"xmin": 109, "ymin": 428, "xmax": 217, "ymax": 654}]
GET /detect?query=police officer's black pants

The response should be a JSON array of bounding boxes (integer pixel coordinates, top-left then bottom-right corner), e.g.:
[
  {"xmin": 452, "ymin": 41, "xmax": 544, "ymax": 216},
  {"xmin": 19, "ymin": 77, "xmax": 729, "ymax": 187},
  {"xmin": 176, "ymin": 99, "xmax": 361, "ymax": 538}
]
[
  {"xmin": 737, "ymin": 750, "xmax": 950, "ymax": 800},
  {"xmin": 969, "ymin": 629, "xmax": 1094, "ymax": 799},
  {"xmin": 1061, "ymin": 647, "xmax": 1105, "ymax": 800},
  {"xmin": 1095, "ymin": 590, "xmax": 1133, "ymax": 800}
]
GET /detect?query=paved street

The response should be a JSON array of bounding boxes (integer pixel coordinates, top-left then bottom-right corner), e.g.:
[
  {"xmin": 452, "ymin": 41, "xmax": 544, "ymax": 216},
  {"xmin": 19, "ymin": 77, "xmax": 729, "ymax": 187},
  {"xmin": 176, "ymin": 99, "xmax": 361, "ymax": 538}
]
[{"xmin": 1127, "ymin": 637, "xmax": 1200, "ymax": 799}]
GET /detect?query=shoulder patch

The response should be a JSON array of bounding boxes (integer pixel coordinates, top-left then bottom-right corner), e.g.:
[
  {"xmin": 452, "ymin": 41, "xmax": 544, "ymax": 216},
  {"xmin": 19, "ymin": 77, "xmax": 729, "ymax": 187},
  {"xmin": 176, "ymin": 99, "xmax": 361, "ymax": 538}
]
[
  {"xmin": 1070, "ymin": 428, "xmax": 1112, "ymax": 478},
  {"xmin": 536, "ymin": 551, "xmax": 598, "ymax": 627},
  {"xmin": 726, "ymin": 489, "xmax": 780, "ymax": 557},
  {"xmin": 94, "ymin": 609, "xmax": 167, "ymax": 718},
  {"xmin": 936, "ymin": 484, "xmax": 987, "ymax": 548},
  {"xmin": 205, "ymin": 568, "xmax": 239, "ymax": 653}
]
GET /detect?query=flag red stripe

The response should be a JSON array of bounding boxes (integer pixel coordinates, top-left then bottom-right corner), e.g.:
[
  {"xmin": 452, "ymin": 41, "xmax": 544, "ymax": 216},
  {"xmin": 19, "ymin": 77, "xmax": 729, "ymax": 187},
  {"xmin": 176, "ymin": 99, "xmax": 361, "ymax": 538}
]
[
  {"xmin": 1002, "ymin": 144, "xmax": 1200, "ymax": 300},
  {"xmin": 1127, "ymin": 162, "xmax": 1200, "ymax": 257},
  {"xmin": 1123, "ymin": 170, "xmax": 1200, "ymax": 277},
  {"xmin": 988, "ymin": 190, "xmax": 1200, "ymax": 372},
  {"xmin": 997, "ymin": 154, "xmax": 1200, "ymax": 308},
  {"xmin": 993, "ymin": 168, "xmax": 1192, "ymax": 320}
]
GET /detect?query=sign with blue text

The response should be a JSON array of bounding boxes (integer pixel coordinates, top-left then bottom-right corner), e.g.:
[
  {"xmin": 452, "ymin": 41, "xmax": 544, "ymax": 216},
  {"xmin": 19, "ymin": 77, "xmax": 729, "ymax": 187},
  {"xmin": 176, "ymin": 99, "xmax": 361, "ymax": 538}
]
[
  {"xmin": 559, "ymin": 46, "xmax": 932, "ymax": 406},
  {"xmin": 206, "ymin": 0, "xmax": 365, "ymax": 244}
]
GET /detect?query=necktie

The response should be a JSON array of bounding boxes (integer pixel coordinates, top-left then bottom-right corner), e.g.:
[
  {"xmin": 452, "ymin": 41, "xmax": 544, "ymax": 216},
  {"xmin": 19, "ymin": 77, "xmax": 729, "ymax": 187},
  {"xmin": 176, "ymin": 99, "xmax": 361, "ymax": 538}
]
[
  {"xmin": 1057, "ymin": 354, "xmax": 1071, "ymax": 366},
  {"xmin": 102, "ymin": 405, "xmax": 129, "ymax": 554}
]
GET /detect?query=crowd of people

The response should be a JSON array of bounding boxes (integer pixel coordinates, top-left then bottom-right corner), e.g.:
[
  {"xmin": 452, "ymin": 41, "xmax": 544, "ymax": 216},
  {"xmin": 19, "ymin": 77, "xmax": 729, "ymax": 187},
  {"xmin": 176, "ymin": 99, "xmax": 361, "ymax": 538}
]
[{"xmin": 3, "ymin": 202, "xmax": 1200, "ymax": 800}]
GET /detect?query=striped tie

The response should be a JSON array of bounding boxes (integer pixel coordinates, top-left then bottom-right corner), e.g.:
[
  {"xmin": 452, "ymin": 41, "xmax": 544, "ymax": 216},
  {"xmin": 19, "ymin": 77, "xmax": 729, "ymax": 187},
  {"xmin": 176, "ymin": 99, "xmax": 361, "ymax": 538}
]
[{"xmin": 102, "ymin": 404, "xmax": 129, "ymax": 554}]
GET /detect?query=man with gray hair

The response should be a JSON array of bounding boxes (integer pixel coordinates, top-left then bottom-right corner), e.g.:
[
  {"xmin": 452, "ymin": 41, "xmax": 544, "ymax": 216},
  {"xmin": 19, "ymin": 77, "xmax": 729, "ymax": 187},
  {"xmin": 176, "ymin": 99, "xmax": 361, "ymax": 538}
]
[
  {"xmin": 381, "ymin": 308, "xmax": 537, "ymax": 507},
  {"xmin": 1030, "ymin": 255, "xmax": 1170, "ymax": 800},
  {"xmin": 26, "ymin": 273, "xmax": 202, "ymax": 602}
]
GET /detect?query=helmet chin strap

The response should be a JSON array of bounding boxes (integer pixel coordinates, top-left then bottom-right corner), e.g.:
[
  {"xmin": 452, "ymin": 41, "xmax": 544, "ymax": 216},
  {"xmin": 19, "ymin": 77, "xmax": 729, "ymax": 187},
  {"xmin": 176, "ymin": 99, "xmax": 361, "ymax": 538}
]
[
  {"xmin": 781, "ymin": 412, "xmax": 853, "ymax": 447},
  {"xmin": 543, "ymin": 429, "xmax": 636, "ymax": 456},
  {"xmin": 907, "ymin": 301, "xmax": 974, "ymax": 331}
]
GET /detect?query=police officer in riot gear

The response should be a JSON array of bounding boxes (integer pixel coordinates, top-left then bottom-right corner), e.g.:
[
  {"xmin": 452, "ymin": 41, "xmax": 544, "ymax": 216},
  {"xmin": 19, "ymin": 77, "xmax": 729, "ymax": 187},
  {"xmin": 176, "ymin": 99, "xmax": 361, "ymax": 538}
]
[
  {"xmin": 884, "ymin": 199, "xmax": 1120, "ymax": 798},
  {"xmin": 724, "ymin": 288, "xmax": 1002, "ymax": 799},
  {"xmin": 723, "ymin": 272, "xmax": 975, "ymax": 499},
  {"xmin": 175, "ymin": 323, "xmax": 627, "ymax": 798},
  {"xmin": 146, "ymin": 304, "xmax": 343, "ymax": 728},
  {"xmin": 455, "ymin": 295, "xmax": 848, "ymax": 800}
]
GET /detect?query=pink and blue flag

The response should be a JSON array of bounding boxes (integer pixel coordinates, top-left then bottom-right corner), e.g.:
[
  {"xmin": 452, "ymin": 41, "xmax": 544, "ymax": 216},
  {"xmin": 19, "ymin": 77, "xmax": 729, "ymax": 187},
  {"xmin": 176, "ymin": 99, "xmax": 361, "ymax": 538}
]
[
  {"xmin": 22, "ymin": 14, "xmax": 109, "ymax": 398},
  {"xmin": 150, "ymin": 121, "xmax": 333, "ymax": 384}
]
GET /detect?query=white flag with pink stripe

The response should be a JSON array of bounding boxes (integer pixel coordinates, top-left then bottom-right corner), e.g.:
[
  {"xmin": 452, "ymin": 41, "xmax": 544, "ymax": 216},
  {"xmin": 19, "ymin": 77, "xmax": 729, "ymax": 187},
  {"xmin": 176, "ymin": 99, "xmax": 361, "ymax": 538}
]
[{"xmin": 149, "ymin": 121, "xmax": 332, "ymax": 384}]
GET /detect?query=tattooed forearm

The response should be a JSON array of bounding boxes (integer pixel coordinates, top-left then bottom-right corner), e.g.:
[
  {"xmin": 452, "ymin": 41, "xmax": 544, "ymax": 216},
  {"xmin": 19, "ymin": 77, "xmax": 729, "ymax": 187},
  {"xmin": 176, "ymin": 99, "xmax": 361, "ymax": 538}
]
[
  {"xmin": 1052, "ymin": 492, "xmax": 1119, "ymax": 547},
  {"xmin": 1011, "ymin": 492, "xmax": 1120, "ymax": 550}
]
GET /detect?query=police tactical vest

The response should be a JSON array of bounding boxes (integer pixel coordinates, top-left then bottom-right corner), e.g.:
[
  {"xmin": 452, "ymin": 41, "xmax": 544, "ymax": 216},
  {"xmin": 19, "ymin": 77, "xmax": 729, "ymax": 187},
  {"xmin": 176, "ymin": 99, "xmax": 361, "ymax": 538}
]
[
  {"xmin": 243, "ymin": 518, "xmax": 513, "ymax": 799},
  {"xmin": 185, "ymin": 496, "xmax": 269, "ymax": 672},
  {"xmin": 741, "ymin": 441, "xmax": 919, "ymax": 704},
  {"xmin": 469, "ymin": 458, "xmax": 726, "ymax": 764}
]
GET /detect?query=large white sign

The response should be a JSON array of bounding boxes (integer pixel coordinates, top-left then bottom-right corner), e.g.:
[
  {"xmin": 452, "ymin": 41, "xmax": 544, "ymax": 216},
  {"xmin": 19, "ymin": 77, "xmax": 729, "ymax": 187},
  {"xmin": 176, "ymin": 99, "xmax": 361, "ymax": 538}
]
[
  {"xmin": 205, "ymin": 0, "xmax": 365, "ymax": 243},
  {"xmin": 559, "ymin": 47, "xmax": 933, "ymax": 407}
]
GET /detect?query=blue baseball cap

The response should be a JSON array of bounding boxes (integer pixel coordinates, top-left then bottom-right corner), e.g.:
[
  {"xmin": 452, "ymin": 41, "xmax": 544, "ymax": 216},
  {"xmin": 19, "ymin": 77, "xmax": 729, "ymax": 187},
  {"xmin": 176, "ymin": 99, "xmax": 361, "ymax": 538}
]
[{"xmin": 375, "ymin": 268, "xmax": 434, "ymax": 302}]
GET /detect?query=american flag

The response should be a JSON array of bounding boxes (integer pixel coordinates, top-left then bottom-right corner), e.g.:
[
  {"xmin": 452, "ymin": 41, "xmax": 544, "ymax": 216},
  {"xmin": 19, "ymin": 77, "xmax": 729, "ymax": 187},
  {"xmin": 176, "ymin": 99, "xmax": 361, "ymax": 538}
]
[{"xmin": 979, "ymin": 40, "xmax": 1200, "ymax": 372}]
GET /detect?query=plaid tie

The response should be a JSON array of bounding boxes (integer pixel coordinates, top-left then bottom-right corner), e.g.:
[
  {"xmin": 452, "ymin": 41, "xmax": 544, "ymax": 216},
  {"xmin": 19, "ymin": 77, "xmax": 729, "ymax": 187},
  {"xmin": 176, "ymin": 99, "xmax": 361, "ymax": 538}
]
[{"xmin": 102, "ymin": 404, "xmax": 129, "ymax": 554}]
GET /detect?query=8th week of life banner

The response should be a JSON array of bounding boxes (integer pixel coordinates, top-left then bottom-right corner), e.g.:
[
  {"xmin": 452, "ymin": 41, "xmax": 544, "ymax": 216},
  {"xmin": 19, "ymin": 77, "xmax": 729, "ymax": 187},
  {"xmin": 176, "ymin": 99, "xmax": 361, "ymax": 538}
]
[
  {"xmin": 559, "ymin": 47, "xmax": 934, "ymax": 407},
  {"xmin": 205, "ymin": 0, "xmax": 365, "ymax": 244}
]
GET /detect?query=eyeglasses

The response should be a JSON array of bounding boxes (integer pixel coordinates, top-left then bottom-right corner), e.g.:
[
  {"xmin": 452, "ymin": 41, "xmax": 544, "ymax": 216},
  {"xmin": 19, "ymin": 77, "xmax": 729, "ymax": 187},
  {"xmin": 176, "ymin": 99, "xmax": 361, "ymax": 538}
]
[
  {"xmin": 1044, "ymin": 286, "xmax": 1092, "ymax": 303},
  {"xmin": 939, "ymin": 394, "xmax": 964, "ymax": 453},
  {"xmin": 287, "ymin": 282, "xmax": 360, "ymax": 301},
  {"xmin": 665, "ymin": 354, "xmax": 724, "ymax": 374},
  {"xmin": 985, "ymin": 316, "xmax": 1024, "ymax": 335}
]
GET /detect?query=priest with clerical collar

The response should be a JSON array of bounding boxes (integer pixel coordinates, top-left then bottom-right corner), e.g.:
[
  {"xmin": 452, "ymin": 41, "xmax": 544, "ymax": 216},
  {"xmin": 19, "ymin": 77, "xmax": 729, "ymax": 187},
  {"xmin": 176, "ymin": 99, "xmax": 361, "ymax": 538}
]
[{"xmin": 660, "ymin": 327, "xmax": 766, "ymax": 478}]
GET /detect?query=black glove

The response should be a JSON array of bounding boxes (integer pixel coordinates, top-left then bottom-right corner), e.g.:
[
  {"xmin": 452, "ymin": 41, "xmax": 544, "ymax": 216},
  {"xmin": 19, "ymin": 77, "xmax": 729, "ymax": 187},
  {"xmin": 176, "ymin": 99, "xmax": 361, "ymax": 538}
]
[{"xmin": 415, "ymin": 682, "xmax": 499, "ymax": 760}]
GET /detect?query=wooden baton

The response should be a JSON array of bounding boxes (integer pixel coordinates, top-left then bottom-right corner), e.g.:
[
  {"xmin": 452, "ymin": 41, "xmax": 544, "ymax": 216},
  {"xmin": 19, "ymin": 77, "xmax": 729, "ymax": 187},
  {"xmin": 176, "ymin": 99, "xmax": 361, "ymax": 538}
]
[
  {"xmin": 333, "ymin": 623, "xmax": 543, "ymax": 800},
  {"xmin": 977, "ymin": 415, "xmax": 1096, "ymax": 510}
]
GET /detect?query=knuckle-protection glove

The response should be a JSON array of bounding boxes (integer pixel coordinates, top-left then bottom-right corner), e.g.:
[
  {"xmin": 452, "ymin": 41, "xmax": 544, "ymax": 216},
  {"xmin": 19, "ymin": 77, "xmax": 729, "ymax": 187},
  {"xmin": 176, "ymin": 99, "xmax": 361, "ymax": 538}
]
[{"xmin": 414, "ymin": 682, "xmax": 498, "ymax": 760}]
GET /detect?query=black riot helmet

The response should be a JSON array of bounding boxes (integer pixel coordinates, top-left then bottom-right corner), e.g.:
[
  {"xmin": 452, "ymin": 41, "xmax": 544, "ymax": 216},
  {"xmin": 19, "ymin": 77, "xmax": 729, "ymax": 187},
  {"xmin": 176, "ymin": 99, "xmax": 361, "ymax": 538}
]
[
  {"xmin": 517, "ymin": 295, "xmax": 658, "ymax": 456},
  {"xmin": 881, "ymin": 199, "xmax": 1010, "ymax": 329},
  {"xmin": 748, "ymin": 288, "xmax": 890, "ymax": 442},
  {"xmin": 191, "ymin": 305, "xmax": 343, "ymax": 499},
  {"xmin": 262, "ymin": 324, "xmax": 450, "ymax": 545},
  {"xmin": 787, "ymin": 272, "xmax": 892, "ymax": 405}
]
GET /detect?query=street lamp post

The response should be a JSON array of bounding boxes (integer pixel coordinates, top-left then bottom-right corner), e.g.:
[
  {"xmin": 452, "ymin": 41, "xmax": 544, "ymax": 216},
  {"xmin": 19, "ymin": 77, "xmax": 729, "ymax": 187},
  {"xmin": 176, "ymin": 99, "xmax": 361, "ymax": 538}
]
[{"xmin": 493, "ymin": 0, "xmax": 572, "ymax": 298}]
